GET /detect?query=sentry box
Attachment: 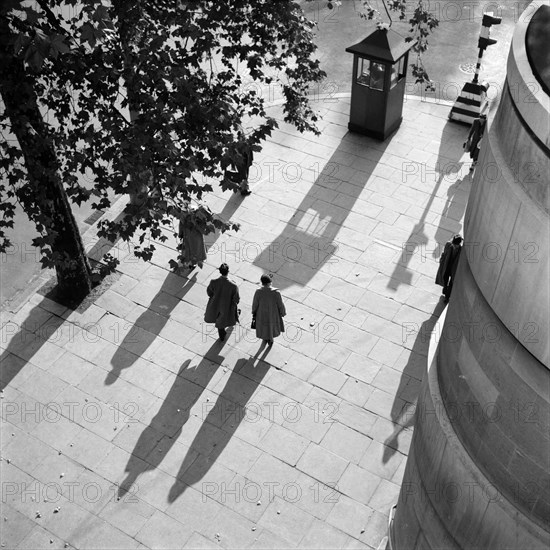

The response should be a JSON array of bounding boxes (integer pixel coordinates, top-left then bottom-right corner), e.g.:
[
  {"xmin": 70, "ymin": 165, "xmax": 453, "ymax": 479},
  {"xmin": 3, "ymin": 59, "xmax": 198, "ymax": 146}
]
[{"xmin": 346, "ymin": 27, "xmax": 415, "ymax": 140}]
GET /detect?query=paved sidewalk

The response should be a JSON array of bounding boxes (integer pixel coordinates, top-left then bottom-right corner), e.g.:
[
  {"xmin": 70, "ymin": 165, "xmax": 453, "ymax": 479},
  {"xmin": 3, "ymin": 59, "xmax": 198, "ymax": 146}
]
[{"xmin": 1, "ymin": 95, "xmax": 471, "ymax": 549}]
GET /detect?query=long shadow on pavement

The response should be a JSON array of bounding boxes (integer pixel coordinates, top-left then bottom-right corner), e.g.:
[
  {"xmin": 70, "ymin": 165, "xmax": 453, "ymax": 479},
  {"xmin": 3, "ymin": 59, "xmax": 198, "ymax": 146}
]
[
  {"xmin": 388, "ymin": 119, "xmax": 468, "ymax": 290},
  {"xmin": 431, "ymin": 174, "xmax": 469, "ymax": 259},
  {"xmin": 117, "ymin": 339, "xmax": 229, "ymax": 497},
  {"xmin": 168, "ymin": 343, "xmax": 272, "ymax": 502},
  {"xmin": 252, "ymin": 132, "xmax": 394, "ymax": 290},
  {"xmin": 0, "ymin": 300, "xmax": 67, "ymax": 391},
  {"xmin": 382, "ymin": 301, "xmax": 445, "ymax": 464},
  {"xmin": 107, "ymin": 272, "xmax": 197, "ymax": 384},
  {"xmin": 0, "ymin": 213, "xmax": 130, "ymax": 391},
  {"xmin": 106, "ymin": 192, "xmax": 246, "ymax": 384}
]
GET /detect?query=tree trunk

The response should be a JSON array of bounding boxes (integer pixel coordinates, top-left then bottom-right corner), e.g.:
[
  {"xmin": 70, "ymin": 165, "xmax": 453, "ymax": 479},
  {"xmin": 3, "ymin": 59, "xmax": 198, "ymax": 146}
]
[{"xmin": 0, "ymin": 41, "xmax": 93, "ymax": 300}]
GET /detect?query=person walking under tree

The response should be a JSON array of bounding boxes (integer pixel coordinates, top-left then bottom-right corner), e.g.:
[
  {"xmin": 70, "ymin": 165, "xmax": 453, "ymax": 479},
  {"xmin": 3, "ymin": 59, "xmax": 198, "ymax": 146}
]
[
  {"xmin": 178, "ymin": 204, "xmax": 212, "ymax": 270},
  {"xmin": 435, "ymin": 235, "xmax": 463, "ymax": 303},
  {"xmin": 204, "ymin": 263, "xmax": 240, "ymax": 341},
  {"xmin": 252, "ymin": 274, "xmax": 286, "ymax": 346},
  {"xmin": 226, "ymin": 126, "xmax": 253, "ymax": 196}
]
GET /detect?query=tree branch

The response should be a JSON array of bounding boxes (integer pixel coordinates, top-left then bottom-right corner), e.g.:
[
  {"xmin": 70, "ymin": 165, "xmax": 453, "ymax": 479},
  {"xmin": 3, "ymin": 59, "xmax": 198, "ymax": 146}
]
[{"xmin": 36, "ymin": 0, "xmax": 65, "ymax": 32}]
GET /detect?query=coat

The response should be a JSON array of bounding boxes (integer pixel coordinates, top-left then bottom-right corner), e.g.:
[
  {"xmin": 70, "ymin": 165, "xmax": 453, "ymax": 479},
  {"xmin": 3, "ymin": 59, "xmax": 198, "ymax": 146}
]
[
  {"xmin": 435, "ymin": 242, "xmax": 462, "ymax": 287},
  {"xmin": 226, "ymin": 127, "xmax": 253, "ymax": 184},
  {"xmin": 179, "ymin": 220, "xmax": 207, "ymax": 265},
  {"xmin": 226, "ymin": 146, "xmax": 253, "ymax": 183},
  {"xmin": 252, "ymin": 286, "xmax": 286, "ymax": 340},
  {"xmin": 204, "ymin": 276, "xmax": 240, "ymax": 328},
  {"xmin": 465, "ymin": 116, "xmax": 487, "ymax": 160}
]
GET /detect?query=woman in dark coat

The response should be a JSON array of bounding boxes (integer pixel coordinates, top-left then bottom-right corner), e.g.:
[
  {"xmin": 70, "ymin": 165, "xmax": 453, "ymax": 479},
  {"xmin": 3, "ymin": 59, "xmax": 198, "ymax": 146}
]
[
  {"xmin": 252, "ymin": 274, "xmax": 286, "ymax": 346},
  {"xmin": 204, "ymin": 263, "xmax": 240, "ymax": 341},
  {"xmin": 178, "ymin": 205, "xmax": 211, "ymax": 269},
  {"xmin": 435, "ymin": 235, "xmax": 463, "ymax": 303},
  {"xmin": 226, "ymin": 126, "xmax": 253, "ymax": 196}
]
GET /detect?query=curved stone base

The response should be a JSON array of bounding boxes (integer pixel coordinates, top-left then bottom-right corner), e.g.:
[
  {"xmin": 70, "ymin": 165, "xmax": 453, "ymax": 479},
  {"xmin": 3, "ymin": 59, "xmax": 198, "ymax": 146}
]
[
  {"xmin": 391, "ymin": 299, "xmax": 550, "ymax": 548},
  {"xmin": 390, "ymin": 2, "xmax": 550, "ymax": 547}
]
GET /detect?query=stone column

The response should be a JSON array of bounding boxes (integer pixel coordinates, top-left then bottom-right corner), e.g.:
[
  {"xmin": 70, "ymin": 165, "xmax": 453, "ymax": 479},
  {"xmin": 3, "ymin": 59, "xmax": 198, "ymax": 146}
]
[{"xmin": 389, "ymin": 1, "xmax": 550, "ymax": 548}]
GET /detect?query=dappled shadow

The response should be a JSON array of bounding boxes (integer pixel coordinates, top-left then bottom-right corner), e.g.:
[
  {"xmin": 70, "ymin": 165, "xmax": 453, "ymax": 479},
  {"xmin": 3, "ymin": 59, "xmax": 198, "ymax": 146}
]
[
  {"xmin": 382, "ymin": 302, "xmax": 445, "ymax": 463},
  {"xmin": 168, "ymin": 343, "xmax": 272, "ymax": 502},
  {"xmin": 85, "ymin": 211, "xmax": 127, "ymax": 264}
]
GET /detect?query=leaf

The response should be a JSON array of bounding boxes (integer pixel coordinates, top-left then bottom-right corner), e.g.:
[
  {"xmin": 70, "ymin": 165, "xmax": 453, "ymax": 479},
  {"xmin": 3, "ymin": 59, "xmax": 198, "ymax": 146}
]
[
  {"xmin": 79, "ymin": 22, "xmax": 97, "ymax": 47},
  {"xmin": 3, "ymin": 0, "xmax": 328, "ymax": 282},
  {"xmin": 24, "ymin": 45, "xmax": 45, "ymax": 70},
  {"xmin": 13, "ymin": 33, "xmax": 30, "ymax": 55},
  {"xmin": 50, "ymin": 34, "xmax": 71, "ymax": 56},
  {"xmin": 24, "ymin": 6, "xmax": 40, "ymax": 25}
]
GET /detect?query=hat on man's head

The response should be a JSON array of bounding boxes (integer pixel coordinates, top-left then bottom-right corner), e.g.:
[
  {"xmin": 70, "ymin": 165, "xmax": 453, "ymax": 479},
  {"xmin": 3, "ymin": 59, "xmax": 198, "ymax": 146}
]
[
  {"xmin": 452, "ymin": 235, "xmax": 463, "ymax": 244},
  {"xmin": 260, "ymin": 273, "xmax": 273, "ymax": 286}
]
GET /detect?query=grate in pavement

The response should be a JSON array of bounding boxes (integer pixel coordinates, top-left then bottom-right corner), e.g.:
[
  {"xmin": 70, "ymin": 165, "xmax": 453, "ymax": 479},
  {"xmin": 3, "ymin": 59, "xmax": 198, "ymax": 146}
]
[{"xmin": 459, "ymin": 62, "xmax": 482, "ymax": 74}]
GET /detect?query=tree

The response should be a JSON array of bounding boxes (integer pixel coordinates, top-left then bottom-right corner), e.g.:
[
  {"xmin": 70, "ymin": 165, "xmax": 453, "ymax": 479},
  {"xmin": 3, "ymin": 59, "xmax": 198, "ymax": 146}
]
[
  {"xmin": 0, "ymin": 3, "xmax": 95, "ymax": 299},
  {"xmin": 0, "ymin": 0, "xmax": 325, "ymax": 297}
]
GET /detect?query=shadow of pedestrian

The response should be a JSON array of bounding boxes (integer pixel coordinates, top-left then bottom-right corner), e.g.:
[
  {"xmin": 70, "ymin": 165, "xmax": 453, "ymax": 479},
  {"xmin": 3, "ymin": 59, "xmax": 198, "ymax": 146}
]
[
  {"xmin": 106, "ymin": 272, "xmax": 197, "ymax": 385},
  {"xmin": 388, "ymin": 120, "xmax": 468, "ymax": 290},
  {"xmin": 431, "ymin": 175, "xmax": 469, "ymax": 259},
  {"xmin": 167, "ymin": 343, "xmax": 271, "ymax": 503},
  {"xmin": 382, "ymin": 302, "xmax": 445, "ymax": 463},
  {"xmin": 387, "ymin": 221, "xmax": 429, "ymax": 289},
  {"xmin": 118, "ymin": 339, "xmax": 228, "ymax": 498},
  {"xmin": 0, "ymin": 299, "xmax": 68, "ymax": 391},
  {"xmin": 205, "ymin": 192, "xmax": 245, "ymax": 251},
  {"xmin": 107, "ymin": 189, "xmax": 247, "ymax": 385},
  {"xmin": 0, "ymin": 213, "xmax": 131, "ymax": 392}
]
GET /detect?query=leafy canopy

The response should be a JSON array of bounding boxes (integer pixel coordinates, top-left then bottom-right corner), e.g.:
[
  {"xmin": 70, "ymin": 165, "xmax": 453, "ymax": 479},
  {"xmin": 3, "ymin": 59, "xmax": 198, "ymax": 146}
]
[{"xmin": 0, "ymin": 0, "xmax": 325, "ymax": 270}]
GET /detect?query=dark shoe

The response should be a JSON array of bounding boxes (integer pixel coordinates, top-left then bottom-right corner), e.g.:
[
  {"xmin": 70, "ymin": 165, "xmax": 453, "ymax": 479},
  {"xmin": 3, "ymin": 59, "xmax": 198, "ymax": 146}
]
[{"xmin": 240, "ymin": 189, "xmax": 252, "ymax": 196}]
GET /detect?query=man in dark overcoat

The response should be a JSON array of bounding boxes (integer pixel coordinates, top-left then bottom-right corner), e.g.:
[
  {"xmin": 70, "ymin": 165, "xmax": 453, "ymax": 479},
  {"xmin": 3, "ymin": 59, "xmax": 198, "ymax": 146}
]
[
  {"xmin": 464, "ymin": 113, "xmax": 487, "ymax": 170},
  {"xmin": 204, "ymin": 263, "xmax": 240, "ymax": 341},
  {"xmin": 435, "ymin": 235, "xmax": 463, "ymax": 303},
  {"xmin": 252, "ymin": 274, "xmax": 286, "ymax": 346},
  {"xmin": 226, "ymin": 126, "xmax": 253, "ymax": 196}
]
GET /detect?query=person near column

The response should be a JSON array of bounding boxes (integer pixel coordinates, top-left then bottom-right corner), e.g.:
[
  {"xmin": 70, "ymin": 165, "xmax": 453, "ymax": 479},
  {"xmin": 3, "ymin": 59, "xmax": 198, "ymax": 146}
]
[
  {"xmin": 204, "ymin": 263, "xmax": 240, "ymax": 342},
  {"xmin": 435, "ymin": 234, "xmax": 463, "ymax": 303},
  {"xmin": 464, "ymin": 113, "xmax": 487, "ymax": 171},
  {"xmin": 251, "ymin": 274, "xmax": 286, "ymax": 346}
]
